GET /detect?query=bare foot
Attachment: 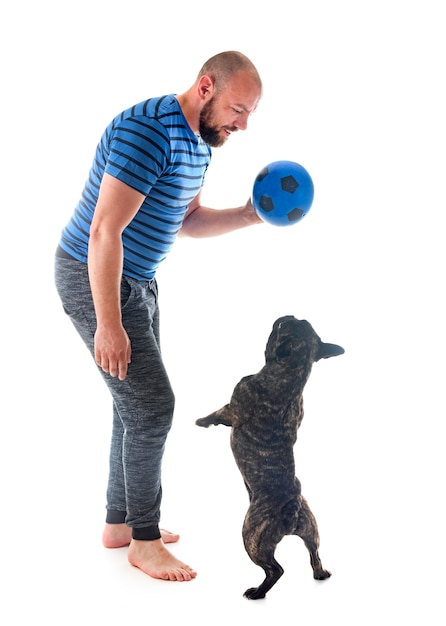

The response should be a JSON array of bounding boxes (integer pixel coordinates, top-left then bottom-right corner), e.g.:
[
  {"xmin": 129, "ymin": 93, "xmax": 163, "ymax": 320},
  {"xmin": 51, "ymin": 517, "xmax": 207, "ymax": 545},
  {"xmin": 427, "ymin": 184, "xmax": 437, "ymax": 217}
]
[
  {"xmin": 102, "ymin": 524, "xmax": 180, "ymax": 549},
  {"xmin": 128, "ymin": 538, "xmax": 197, "ymax": 581},
  {"xmin": 160, "ymin": 528, "xmax": 180, "ymax": 544}
]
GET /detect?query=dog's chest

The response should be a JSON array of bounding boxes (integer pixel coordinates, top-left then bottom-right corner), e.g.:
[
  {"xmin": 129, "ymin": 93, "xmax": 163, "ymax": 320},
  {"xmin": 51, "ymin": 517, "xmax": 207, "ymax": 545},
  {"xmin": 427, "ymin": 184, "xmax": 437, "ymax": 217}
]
[
  {"xmin": 229, "ymin": 398, "xmax": 302, "ymax": 478},
  {"xmin": 228, "ymin": 367, "xmax": 305, "ymax": 476}
]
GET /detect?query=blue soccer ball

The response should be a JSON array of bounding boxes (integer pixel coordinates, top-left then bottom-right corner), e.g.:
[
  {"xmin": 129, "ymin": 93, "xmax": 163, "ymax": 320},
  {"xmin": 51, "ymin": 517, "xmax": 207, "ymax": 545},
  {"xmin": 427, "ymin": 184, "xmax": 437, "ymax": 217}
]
[{"xmin": 252, "ymin": 160, "xmax": 314, "ymax": 226}]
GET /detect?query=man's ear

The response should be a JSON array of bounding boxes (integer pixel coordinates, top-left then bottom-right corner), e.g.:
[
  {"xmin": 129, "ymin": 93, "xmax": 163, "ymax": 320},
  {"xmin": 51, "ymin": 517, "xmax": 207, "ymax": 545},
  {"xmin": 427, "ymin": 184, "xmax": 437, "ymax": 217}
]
[{"xmin": 197, "ymin": 75, "xmax": 215, "ymax": 101}]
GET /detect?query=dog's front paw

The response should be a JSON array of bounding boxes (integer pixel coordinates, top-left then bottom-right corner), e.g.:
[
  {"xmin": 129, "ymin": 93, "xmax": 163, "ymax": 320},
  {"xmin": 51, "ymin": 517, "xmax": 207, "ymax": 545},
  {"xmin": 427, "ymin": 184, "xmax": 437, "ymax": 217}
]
[
  {"xmin": 244, "ymin": 587, "xmax": 266, "ymax": 600},
  {"xmin": 195, "ymin": 417, "xmax": 211, "ymax": 428}
]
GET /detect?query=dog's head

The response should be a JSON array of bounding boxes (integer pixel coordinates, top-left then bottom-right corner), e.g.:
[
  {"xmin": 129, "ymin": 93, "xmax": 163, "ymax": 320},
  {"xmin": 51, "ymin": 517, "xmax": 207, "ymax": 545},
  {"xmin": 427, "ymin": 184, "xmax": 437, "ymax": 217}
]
[{"xmin": 265, "ymin": 315, "xmax": 345, "ymax": 365}]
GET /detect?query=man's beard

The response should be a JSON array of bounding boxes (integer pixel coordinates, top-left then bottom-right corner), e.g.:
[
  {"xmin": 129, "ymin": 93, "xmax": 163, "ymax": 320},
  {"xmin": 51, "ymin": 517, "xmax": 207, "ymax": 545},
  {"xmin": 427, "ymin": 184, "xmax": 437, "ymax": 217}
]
[{"xmin": 198, "ymin": 99, "xmax": 228, "ymax": 148}]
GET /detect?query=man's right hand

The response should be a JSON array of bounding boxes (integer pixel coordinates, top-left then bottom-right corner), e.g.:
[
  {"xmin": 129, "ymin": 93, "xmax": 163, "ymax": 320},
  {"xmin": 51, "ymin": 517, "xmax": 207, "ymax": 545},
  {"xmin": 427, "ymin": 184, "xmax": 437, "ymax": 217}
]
[{"xmin": 94, "ymin": 324, "xmax": 132, "ymax": 381}]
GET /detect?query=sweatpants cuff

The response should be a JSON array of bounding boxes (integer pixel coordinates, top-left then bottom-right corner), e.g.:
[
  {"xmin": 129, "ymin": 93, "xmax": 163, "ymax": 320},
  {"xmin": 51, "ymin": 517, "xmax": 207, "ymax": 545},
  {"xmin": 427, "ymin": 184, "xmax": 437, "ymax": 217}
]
[
  {"xmin": 106, "ymin": 510, "xmax": 127, "ymax": 524},
  {"xmin": 132, "ymin": 526, "xmax": 162, "ymax": 541}
]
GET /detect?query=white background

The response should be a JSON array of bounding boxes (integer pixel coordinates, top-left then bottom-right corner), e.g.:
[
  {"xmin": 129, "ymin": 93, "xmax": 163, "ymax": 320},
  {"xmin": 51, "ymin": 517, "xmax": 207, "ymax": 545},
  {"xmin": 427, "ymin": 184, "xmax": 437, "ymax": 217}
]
[{"xmin": 1, "ymin": 1, "xmax": 445, "ymax": 624}]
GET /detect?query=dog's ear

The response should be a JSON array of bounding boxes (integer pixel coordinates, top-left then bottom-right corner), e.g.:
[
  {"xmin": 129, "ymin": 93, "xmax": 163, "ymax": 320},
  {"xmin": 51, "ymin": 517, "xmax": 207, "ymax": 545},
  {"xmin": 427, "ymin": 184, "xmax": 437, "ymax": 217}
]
[{"xmin": 316, "ymin": 342, "xmax": 345, "ymax": 361}]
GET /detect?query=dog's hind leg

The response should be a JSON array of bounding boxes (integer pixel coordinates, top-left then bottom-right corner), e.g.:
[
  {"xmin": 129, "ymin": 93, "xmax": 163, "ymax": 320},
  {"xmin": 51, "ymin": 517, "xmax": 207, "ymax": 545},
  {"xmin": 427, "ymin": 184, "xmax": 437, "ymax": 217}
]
[
  {"xmin": 243, "ymin": 549, "xmax": 284, "ymax": 600},
  {"xmin": 294, "ymin": 496, "xmax": 331, "ymax": 580},
  {"xmin": 242, "ymin": 515, "xmax": 284, "ymax": 599}
]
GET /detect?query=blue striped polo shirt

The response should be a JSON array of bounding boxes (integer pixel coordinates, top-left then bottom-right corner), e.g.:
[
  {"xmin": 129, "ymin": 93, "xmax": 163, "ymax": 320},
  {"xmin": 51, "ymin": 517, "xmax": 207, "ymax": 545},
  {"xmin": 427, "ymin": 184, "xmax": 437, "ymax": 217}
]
[{"xmin": 58, "ymin": 95, "xmax": 211, "ymax": 280}]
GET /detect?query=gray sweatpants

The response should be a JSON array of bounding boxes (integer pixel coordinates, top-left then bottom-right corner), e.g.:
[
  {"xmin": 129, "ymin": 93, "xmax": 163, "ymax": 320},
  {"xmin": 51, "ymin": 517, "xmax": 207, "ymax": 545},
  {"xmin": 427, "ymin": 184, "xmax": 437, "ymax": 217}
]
[{"xmin": 54, "ymin": 254, "xmax": 175, "ymax": 540}]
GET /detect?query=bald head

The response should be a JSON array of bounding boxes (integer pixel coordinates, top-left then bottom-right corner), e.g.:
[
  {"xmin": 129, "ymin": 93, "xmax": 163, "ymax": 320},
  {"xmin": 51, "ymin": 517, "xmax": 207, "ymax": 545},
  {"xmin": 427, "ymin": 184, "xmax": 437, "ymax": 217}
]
[
  {"xmin": 197, "ymin": 51, "xmax": 262, "ymax": 96},
  {"xmin": 176, "ymin": 51, "xmax": 262, "ymax": 144}
]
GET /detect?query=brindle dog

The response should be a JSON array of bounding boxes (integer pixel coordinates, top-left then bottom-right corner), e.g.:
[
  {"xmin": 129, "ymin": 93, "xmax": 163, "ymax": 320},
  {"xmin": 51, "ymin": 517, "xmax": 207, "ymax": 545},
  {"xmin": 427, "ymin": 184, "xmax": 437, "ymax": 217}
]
[{"xmin": 196, "ymin": 315, "xmax": 344, "ymax": 599}]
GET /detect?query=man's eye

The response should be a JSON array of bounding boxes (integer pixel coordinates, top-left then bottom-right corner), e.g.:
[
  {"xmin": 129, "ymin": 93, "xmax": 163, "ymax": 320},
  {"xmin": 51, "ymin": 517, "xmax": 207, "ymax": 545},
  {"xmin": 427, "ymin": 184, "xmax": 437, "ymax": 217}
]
[{"xmin": 233, "ymin": 108, "xmax": 243, "ymax": 114}]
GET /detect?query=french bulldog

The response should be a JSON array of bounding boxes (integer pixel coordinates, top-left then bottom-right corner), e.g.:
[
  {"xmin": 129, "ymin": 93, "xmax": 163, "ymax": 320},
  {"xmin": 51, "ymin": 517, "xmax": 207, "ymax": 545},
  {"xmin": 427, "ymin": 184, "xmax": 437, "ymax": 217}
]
[{"xmin": 196, "ymin": 315, "xmax": 344, "ymax": 599}]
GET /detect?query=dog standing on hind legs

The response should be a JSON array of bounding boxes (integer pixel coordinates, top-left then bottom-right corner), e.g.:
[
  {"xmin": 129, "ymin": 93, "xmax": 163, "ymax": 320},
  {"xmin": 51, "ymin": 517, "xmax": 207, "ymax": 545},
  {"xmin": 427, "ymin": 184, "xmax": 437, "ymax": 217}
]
[{"xmin": 196, "ymin": 315, "xmax": 344, "ymax": 599}]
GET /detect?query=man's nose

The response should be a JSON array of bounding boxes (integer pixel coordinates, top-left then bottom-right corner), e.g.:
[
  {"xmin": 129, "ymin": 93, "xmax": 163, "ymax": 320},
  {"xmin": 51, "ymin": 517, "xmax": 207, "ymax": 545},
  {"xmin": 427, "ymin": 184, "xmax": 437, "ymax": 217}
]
[{"xmin": 235, "ymin": 112, "xmax": 250, "ymax": 131}]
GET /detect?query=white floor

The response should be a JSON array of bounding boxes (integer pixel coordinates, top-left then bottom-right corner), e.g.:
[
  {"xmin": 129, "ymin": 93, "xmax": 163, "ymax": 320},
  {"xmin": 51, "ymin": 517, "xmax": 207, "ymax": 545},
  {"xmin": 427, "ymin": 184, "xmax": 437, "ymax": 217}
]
[{"xmin": 4, "ymin": 418, "xmax": 444, "ymax": 626}]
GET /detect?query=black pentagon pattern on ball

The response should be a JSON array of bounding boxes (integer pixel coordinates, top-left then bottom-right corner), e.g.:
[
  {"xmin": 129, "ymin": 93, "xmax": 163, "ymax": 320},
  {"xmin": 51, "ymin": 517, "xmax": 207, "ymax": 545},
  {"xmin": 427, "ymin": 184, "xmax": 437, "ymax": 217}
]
[
  {"xmin": 259, "ymin": 195, "xmax": 274, "ymax": 213},
  {"xmin": 280, "ymin": 175, "xmax": 299, "ymax": 194},
  {"xmin": 287, "ymin": 207, "xmax": 305, "ymax": 222}
]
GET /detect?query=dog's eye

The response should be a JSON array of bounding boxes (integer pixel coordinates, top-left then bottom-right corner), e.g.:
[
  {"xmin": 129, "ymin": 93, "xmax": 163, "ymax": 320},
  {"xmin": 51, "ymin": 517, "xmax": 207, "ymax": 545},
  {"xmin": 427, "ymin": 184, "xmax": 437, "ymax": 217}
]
[{"xmin": 276, "ymin": 340, "xmax": 292, "ymax": 359}]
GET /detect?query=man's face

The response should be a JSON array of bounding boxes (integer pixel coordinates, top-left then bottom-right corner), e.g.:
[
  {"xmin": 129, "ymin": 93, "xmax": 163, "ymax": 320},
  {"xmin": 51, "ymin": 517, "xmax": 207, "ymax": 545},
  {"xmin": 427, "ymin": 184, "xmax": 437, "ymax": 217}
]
[
  {"xmin": 198, "ymin": 97, "xmax": 233, "ymax": 147},
  {"xmin": 198, "ymin": 71, "xmax": 262, "ymax": 148}
]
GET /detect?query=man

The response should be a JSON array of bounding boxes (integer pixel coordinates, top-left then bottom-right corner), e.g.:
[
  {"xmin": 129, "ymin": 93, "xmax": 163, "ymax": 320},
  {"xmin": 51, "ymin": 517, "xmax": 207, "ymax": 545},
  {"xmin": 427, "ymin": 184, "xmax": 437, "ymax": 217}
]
[{"xmin": 55, "ymin": 51, "xmax": 263, "ymax": 582}]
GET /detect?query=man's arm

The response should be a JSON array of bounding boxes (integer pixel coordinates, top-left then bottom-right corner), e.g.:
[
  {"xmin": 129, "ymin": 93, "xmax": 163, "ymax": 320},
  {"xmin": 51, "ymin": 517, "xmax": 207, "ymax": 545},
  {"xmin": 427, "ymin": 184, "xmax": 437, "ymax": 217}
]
[
  {"xmin": 88, "ymin": 173, "xmax": 145, "ymax": 380},
  {"xmin": 179, "ymin": 191, "xmax": 263, "ymax": 238}
]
